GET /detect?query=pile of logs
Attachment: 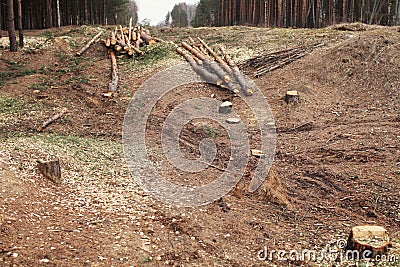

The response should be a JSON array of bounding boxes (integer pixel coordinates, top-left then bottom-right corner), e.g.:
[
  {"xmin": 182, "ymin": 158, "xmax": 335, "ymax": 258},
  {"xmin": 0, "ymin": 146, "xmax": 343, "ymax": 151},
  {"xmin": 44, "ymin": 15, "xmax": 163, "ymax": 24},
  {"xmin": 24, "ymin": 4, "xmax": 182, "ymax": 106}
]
[
  {"xmin": 102, "ymin": 18, "xmax": 163, "ymax": 58},
  {"xmin": 76, "ymin": 18, "xmax": 163, "ymax": 93},
  {"xmin": 101, "ymin": 19, "xmax": 163, "ymax": 93},
  {"xmin": 241, "ymin": 43, "xmax": 324, "ymax": 77},
  {"xmin": 177, "ymin": 37, "xmax": 254, "ymax": 96}
]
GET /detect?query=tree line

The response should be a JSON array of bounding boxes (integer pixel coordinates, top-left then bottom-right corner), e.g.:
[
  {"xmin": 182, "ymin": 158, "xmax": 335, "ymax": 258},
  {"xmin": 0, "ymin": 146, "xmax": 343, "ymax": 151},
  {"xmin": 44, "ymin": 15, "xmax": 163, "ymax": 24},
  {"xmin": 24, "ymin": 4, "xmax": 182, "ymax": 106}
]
[
  {"xmin": 0, "ymin": 0, "xmax": 137, "ymax": 31},
  {"xmin": 1, "ymin": 0, "xmax": 138, "ymax": 51},
  {"xmin": 192, "ymin": 0, "xmax": 400, "ymax": 27},
  {"xmin": 163, "ymin": 3, "xmax": 197, "ymax": 28}
]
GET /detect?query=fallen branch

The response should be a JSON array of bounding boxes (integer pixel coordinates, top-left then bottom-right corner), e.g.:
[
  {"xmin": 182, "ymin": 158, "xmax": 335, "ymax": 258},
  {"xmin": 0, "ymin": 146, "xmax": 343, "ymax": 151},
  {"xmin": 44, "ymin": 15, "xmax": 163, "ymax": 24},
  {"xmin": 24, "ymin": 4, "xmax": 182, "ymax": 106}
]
[
  {"xmin": 37, "ymin": 108, "xmax": 68, "ymax": 132},
  {"xmin": 240, "ymin": 43, "xmax": 324, "ymax": 77},
  {"xmin": 76, "ymin": 30, "xmax": 103, "ymax": 56}
]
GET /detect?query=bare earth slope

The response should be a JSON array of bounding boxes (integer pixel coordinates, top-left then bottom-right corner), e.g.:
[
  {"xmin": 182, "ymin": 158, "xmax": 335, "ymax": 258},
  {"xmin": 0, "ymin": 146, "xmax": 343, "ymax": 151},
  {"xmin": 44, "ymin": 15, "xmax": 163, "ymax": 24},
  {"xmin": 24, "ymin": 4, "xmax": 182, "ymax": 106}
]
[{"xmin": 0, "ymin": 25, "xmax": 399, "ymax": 266}]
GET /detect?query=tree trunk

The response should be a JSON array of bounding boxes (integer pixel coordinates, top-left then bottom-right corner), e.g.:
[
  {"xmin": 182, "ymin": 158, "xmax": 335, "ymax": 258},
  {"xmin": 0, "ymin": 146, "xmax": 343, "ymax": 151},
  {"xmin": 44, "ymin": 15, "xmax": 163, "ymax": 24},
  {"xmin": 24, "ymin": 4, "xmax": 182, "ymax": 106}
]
[
  {"xmin": 57, "ymin": 0, "xmax": 61, "ymax": 27},
  {"xmin": 17, "ymin": 0, "xmax": 23, "ymax": 47},
  {"xmin": 343, "ymin": 0, "xmax": 348, "ymax": 22},
  {"xmin": 46, "ymin": 0, "xmax": 52, "ymax": 28},
  {"xmin": 0, "ymin": 0, "xmax": 2, "ymax": 31},
  {"xmin": 84, "ymin": 0, "xmax": 88, "ymax": 24},
  {"xmin": 315, "ymin": 0, "xmax": 321, "ymax": 28},
  {"xmin": 103, "ymin": 0, "xmax": 107, "ymax": 25},
  {"xmin": 302, "ymin": 0, "xmax": 307, "ymax": 27},
  {"xmin": 7, "ymin": 0, "xmax": 17, "ymax": 52}
]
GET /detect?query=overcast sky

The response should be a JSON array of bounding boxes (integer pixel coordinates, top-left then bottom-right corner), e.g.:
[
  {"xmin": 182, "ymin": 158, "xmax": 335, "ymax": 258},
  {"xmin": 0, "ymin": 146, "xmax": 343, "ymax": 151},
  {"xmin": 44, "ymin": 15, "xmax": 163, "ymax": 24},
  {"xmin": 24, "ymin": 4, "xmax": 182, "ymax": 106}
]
[{"xmin": 135, "ymin": 0, "xmax": 200, "ymax": 25}]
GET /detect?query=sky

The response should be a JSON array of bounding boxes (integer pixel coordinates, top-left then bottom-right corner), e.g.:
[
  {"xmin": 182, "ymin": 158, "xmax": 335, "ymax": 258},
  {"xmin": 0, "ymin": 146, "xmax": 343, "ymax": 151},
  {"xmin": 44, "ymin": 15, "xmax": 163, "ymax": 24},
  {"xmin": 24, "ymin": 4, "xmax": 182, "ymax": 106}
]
[{"xmin": 135, "ymin": 0, "xmax": 200, "ymax": 25}]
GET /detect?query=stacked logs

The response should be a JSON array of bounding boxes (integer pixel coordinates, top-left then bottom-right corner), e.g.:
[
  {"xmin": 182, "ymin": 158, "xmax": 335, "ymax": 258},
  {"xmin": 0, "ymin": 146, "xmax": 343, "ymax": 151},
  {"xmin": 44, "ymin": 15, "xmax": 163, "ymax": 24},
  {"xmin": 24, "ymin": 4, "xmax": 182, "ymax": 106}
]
[
  {"xmin": 102, "ymin": 18, "xmax": 162, "ymax": 58},
  {"xmin": 177, "ymin": 37, "xmax": 254, "ymax": 96}
]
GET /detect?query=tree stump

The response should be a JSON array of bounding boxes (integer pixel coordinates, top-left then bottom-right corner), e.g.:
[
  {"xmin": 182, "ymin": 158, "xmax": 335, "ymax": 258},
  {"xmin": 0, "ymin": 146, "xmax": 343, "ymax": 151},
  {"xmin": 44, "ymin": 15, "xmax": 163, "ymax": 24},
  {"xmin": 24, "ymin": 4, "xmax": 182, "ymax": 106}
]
[
  {"xmin": 255, "ymin": 166, "xmax": 290, "ymax": 207},
  {"xmin": 37, "ymin": 159, "xmax": 62, "ymax": 184},
  {"xmin": 346, "ymin": 225, "xmax": 392, "ymax": 258},
  {"xmin": 219, "ymin": 101, "xmax": 232, "ymax": 114},
  {"xmin": 226, "ymin": 118, "xmax": 240, "ymax": 124},
  {"xmin": 285, "ymin": 90, "xmax": 299, "ymax": 105}
]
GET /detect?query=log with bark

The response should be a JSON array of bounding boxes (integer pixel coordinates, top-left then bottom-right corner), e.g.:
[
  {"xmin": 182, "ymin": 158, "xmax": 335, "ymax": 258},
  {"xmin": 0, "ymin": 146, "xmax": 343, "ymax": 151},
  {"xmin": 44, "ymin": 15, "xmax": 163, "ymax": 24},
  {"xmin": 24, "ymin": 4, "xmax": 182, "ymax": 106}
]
[
  {"xmin": 108, "ymin": 49, "xmax": 118, "ymax": 92},
  {"xmin": 102, "ymin": 21, "xmax": 162, "ymax": 58},
  {"xmin": 76, "ymin": 30, "xmax": 103, "ymax": 56},
  {"xmin": 37, "ymin": 108, "xmax": 68, "ymax": 132},
  {"xmin": 177, "ymin": 39, "xmax": 255, "ymax": 95}
]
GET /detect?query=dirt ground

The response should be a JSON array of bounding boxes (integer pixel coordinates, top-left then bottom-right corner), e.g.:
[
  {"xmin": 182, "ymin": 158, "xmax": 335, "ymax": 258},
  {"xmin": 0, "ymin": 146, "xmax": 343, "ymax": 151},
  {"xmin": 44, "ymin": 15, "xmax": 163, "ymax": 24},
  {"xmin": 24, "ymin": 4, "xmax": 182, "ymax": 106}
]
[{"xmin": 1, "ymin": 24, "xmax": 400, "ymax": 266}]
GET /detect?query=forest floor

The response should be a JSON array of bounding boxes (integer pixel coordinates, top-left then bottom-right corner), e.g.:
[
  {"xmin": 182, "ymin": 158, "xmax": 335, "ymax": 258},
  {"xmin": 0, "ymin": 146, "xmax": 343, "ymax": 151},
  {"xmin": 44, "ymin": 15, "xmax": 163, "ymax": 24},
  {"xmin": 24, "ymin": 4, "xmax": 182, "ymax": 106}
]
[{"xmin": 0, "ymin": 24, "xmax": 400, "ymax": 266}]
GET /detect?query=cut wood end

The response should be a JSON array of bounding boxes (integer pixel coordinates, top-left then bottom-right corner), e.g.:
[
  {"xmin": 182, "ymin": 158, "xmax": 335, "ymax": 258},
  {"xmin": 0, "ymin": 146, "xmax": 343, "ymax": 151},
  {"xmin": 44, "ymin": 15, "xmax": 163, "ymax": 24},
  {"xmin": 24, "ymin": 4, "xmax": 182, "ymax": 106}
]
[
  {"xmin": 346, "ymin": 225, "xmax": 392, "ymax": 257},
  {"xmin": 245, "ymin": 88, "xmax": 254, "ymax": 96},
  {"xmin": 286, "ymin": 90, "xmax": 298, "ymax": 96},
  {"xmin": 103, "ymin": 92, "xmax": 114, "ymax": 97},
  {"xmin": 223, "ymin": 75, "xmax": 232, "ymax": 83},
  {"xmin": 285, "ymin": 90, "xmax": 299, "ymax": 104},
  {"xmin": 251, "ymin": 149, "xmax": 265, "ymax": 158},
  {"xmin": 226, "ymin": 118, "xmax": 240, "ymax": 124}
]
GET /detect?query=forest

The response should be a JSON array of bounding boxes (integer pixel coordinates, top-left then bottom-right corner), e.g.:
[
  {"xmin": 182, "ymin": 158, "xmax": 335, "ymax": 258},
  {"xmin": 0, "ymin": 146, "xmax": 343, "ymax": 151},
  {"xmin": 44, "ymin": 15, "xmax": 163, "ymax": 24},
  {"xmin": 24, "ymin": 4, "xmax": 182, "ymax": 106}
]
[
  {"xmin": 0, "ymin": 0, "xmax": 137, "ymax": 30},
  {"xmin": 1, "ymin": 0, "xmax": 399, "ymax": 32},
  {"xmin": 192, "ymin": 0, "xmax": 400, "ymax": 27}
]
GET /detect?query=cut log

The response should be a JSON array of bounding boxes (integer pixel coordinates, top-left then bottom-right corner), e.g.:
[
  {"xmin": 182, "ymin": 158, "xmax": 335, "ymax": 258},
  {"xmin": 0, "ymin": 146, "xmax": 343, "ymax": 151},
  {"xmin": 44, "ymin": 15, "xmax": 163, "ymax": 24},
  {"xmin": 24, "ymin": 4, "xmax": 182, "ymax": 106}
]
[
  {"xmin": 108, "ymin": 49, "xmax": 119, "ymax": 92},
  {"xmin": 198, "ymin": 37, "xmax": 233, "ymax": 75},
  {"xmin": 177, "ymin": 47, "xmax": 223, "ymax": 86},
  {"xmin": 131, "ymin": 46, "xmax": 144, "ymax": 56},
  {"xmin": 285, "ymin": 90, "xmax": 299, "ymax": 104},
  {"xmin": 104, "ymin": 38, "xmax": 111, "ymax": 47},
  {"xmin": 218, "ymin": 45, "xmax": 253, "ymax": 96},
  {"xmin": 128, "ymin": 17, "xmax": 133, "ymax": 46},
  {"xmin": 346, "ymin": 225, "xmax": 392, "ymax": 258},
  {"xmin": 152, "ymin": 37, "xmax": 164, "ymax": 43},
  {"xmin": 110, "ymin": 31, "xmax": 117, "ymax": 45},
  {"xmin": 140, "ymin": 28, "xmax": 154, "ymax": 45},
  {"xmin": 37, "ymin": 108, "xmax": 68, "ymax": 132},
  {"xmin": 37, "ymin": 159, "xmax": 62, "ymax": 184},
  {"xmin": 181, "ymin": 42, "xmax": 233, "ymax": 87},
  {"xmin": 181, "ymin": 41, "xmax": 208, "ymax": 61},
  {"xmin": 251, "ymin": 149, "xmax": 265, "ymax": 158},
  {"xmin": 76, "ymin": 30, "xmax": 103, "ymax": 56},
  {"xmin": 119, "ymin": 25, "xmax": 126, "ymax": 47}
]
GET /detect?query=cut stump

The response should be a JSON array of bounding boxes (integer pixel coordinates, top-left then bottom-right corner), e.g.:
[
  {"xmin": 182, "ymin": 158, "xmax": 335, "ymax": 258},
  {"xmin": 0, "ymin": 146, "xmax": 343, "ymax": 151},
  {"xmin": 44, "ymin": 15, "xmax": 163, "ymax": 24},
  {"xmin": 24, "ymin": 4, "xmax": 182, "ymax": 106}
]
[
  {"xmin": 346, "ymin": 225, "xmax": 392, "ymax": 258},
  {"xmin": 255, "ymin": 166, "xmax": 290, "ymax": 207},
  {"xmin": 37, "ymin": 159, "xmax": 62, "ymax": 184},
  {"xmin": 219, "ymin": 101, "xmax": 232, "ymax": 114},
  {"xmin": 285, "ymin": 90, "xmax": 299, "ymax": 105}
]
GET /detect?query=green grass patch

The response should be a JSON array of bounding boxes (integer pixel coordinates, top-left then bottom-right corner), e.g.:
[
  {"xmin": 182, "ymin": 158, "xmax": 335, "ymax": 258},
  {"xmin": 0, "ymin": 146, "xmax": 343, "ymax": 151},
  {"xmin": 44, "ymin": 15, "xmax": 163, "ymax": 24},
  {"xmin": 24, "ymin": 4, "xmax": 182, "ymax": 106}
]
[
  {"xmin": 0, "ymin": 97, "xmax": 43, "ymax": 115},
  {"xmin": 0, "ymin": 60, "xmax": 38, "ymax": 85}
]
